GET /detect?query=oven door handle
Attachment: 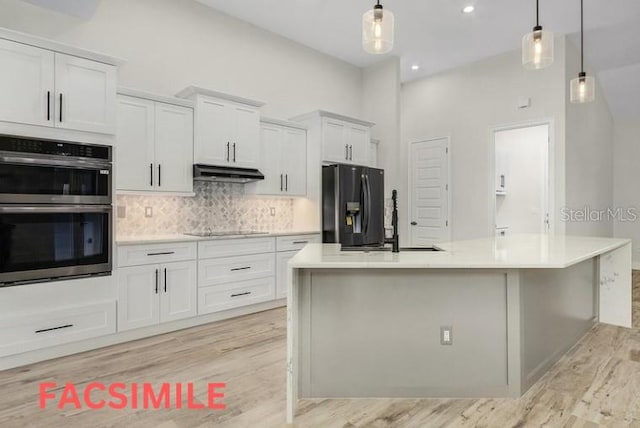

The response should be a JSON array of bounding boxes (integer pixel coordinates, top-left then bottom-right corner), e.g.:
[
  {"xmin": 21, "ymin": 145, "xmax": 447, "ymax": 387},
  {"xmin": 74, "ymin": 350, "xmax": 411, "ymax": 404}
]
[
  {"xmin": 0, "ymin": 205, "xmax": 113, "ymax": 214},
  {"xmin": 0, "ymin": 155, "xmax": 112, "ymax": 170}
]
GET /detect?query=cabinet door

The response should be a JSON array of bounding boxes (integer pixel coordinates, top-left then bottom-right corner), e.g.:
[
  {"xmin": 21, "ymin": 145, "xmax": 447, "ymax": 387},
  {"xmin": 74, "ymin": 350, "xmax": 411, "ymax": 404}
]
[
  {"xmin": 247, "ymin": 123, "xmax": 282, "ymax": 195},
  {"xmin": 115, "ymin": 96, "xmax": 155, "ymax": 191},
  {"xmin": 0, "ymin": 39, "xmax": 54, "ymax": 127},
  {"xmin": 322, "ymin": 118, "xmax": 349, "ymax": 163},
  {"xmin": 54, "ymin": 53, "xmax": 117, "ymax": 134},
  {"xmin": 276, "ymin": 251, "xmax": 297, "ymax": 299},
  {"xmin": 232, "ymin": 105, "xmax": 260, "ymax": 168},
  {"xmin": 283, "ymin": 127, "xmax": 307, "ymax": 196},
  {"xmin": 347, "ymin": 124, "xmax": 371, "ymax": 166},
  {"xmin": 154, "ymin": 103, "xmax": 194, "ymax": 193},
  {"xmin": 117, "ymin": 265, "xmax": 160, "ymax": 332},
  {"xmin": 160, "ymin": 261, "xmax": 197, "ymax": 323},
  {"xmin": 194, "ymin": 97, "xmax": 232, "ymax": 165}
]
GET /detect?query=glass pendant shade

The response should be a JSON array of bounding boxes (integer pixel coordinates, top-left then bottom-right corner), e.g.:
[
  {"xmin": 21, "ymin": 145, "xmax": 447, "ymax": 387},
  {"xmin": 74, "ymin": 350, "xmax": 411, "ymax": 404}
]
[
  {"xmin": 522, "ymin": 27, "xmax": 554, "ymax": 69},
  {"xmin": 570, "ymin": 73, "xmax": 595, "ymax": 103},
  {"xmin": 362, "ymin": 5, "xmax": 394, "ymax": 54}
]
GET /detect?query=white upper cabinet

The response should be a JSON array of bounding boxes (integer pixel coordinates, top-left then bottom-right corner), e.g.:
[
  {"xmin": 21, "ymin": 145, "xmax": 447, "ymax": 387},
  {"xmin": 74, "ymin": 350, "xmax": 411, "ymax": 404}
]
[
  {"xmin": 0, "ymin": 38, "xmax": 118, "ymax": 135},
  {"xmin": 0, "ymin": 40, "xmax": 54, "ymax": 127},
  {"xmin": 176, "ymin": 87, "xmax": 264, "ymax": 169},
  {"xmin": 292, "ymin": 111, "xmax": 374, "ymax": 167},
  {"xmin": 54, "ymin": 53, "xmax": 117, "ymax": 134},
  {"xmin": 116, "ymin": 96, "xmax": 155, "ymax": 191},
  {"xmin": 154, "ymin": 103, "xmax": 194, "ymax": 193},
  {"xmin": 116, "ymin": 91, "xmax": 194, "ymax": 194},
  {"xmin": 246, "ymin": 119, "xmax": 307, "ymax": 196}
]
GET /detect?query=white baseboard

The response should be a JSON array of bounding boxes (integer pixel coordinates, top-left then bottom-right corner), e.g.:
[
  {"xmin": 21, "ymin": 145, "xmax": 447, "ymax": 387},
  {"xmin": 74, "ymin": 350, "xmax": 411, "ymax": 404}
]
[{"xmin": 0, "ymin": 299, "xmax": 286, "ymax": 371}]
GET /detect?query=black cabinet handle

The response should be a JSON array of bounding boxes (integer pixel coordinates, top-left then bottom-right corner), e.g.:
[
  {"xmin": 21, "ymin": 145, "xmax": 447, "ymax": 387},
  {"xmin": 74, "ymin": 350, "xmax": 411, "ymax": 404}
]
[
  {"xmin": 158, "ymin": 164, "xmax": 161, "ymax": 187},
  {"xmin": 231, "ymin": 291, "xmax": 251, "ymax": 298},
  {"xmin": 345, "ymin": 144, "xmax": 349, "ymax": 160},
  {"xmin": 155, "ymin": 269, "xmax": 159, "ymax": 294},
  {"xmin": 292, "ymin": 241, "xmax": 309, "ymax": 245},
  {"xmin": 59, "ymin": 93, "xmax": 63, "ymax": 122},
  {"xmin": 150, "ymin": 163, "xmax": 153, "ymax": 186},
  {"xmin": 226, "ymin": 142, "xmax": 230, "ymax": 162},
  {"xmin": 231, "ymin": 266, "xmax": 251, "ymax": 272},
  {"xmin": 411, "ymin": 221, "xmax": 418, "ymax": 226},
  {"xmin": 46, "ymin": 91, "xmax": 50, "ymax": 121},
  {"xmin": 233, "ymin": 143, "xmax": 236, "ymax": 162},
  {"xmin": 35, "ymin": 324, "xmax": 73, "ymax": 334},
  {"xmin": 285, "ymin": 174, "xmax": 288, "ymax": 192},
  {"xmin": 164, "ymin": 268, "xmax": 167, "ymax": 293},
  {"xmin": 280, "ymin": 174, "xmax": 283, "ymax": 191},
  {"xmin": 349, "ymin": 145, "xmax": 353, "ymax": 161},
  {"xmin": 147, "ymin": 251, "xmax": 175, "ymax": 256}
]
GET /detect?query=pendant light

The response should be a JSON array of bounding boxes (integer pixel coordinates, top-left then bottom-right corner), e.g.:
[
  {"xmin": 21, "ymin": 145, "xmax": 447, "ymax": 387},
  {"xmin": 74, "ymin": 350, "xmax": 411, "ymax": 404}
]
[
  {"xmin": 570, "ymin": 0, "xmax": 595, "ymax": 103},
  {"xmin": 522, "ymin": 0, "xmax": 554, "ymax": 69},
  {"xmin": 363, "ymin": 0, "xmax": 394, "ymax": 54}
]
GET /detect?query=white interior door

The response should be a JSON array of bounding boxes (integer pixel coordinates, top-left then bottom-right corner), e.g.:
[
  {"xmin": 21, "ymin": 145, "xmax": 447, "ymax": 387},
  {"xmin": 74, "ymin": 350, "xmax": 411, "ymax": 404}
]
[
  {"xmin": 154, "ymin": 102, "xmax": 194, "ymax": 193},
  {"xmin": 493, "ymin": 124, "xmax": 549, "ymax": 235},
  {"xmin": 54, "ymin": 53, "xmax": 116, "ymax": 134},
  {"xmin": 115, "ymin": 95, "xmax": 155, "ymax": 191},
  {"xmin": 0, "ymin": 39, "xmax": 54, "ymax": 127},
  {"xmin": 409, "ymin": 138, "xmax": 450, "ymax": 246}
]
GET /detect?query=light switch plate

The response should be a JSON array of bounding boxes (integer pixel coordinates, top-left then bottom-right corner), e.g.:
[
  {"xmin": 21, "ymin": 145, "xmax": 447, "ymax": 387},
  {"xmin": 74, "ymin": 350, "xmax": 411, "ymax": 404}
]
[
  {"xmin": 145, "ymin": 207, "xmax": 153, "ymax": 218},
  {"xmin": 116, "ymin": 205, "xmax": 126, "ymax": 219}
]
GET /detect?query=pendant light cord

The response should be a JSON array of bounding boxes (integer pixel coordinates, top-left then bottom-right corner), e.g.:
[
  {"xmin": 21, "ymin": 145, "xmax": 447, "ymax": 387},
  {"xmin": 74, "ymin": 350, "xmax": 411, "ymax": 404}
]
[
  {"xmin": 580, "ymin": 0, "xmax": 584, "ymax": 73},
  {"xmin": 536, "ymin": 0, "xmax": 540, "ymax": 26}
]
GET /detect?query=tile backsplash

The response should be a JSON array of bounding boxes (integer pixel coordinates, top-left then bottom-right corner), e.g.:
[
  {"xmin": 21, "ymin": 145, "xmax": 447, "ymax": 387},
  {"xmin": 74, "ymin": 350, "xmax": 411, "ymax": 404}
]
[{"xmin": 116, "ymin": 182, "xmax": 294, "ymax": 236}]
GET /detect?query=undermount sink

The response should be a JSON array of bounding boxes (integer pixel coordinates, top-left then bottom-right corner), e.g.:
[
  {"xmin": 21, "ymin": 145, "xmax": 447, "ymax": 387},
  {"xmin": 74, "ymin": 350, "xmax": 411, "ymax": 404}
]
[{"xmin": 341, "ymin": 246, "xmax": 444, "ymax": 253}]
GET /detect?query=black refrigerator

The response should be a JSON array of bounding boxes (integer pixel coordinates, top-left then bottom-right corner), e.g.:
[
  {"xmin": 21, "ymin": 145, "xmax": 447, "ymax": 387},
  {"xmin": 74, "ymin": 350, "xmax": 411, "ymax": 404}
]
[{"xmin": 322, "ymin": 164, "xmax": 385, "ymax": 247}]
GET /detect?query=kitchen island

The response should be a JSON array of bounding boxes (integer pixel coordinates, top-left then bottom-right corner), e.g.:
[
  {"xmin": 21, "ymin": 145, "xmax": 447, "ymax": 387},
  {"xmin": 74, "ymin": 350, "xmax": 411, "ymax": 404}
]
[{"xmin": 285, "ymin": 234, "xmax": 632, "ymax": 423}]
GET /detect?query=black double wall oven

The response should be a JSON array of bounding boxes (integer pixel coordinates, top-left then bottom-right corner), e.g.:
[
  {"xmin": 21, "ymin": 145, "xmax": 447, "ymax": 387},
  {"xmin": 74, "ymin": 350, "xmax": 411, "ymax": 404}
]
[{"xmin": 0, "ymin": 135, "xmax": 113, "ymax": 286}]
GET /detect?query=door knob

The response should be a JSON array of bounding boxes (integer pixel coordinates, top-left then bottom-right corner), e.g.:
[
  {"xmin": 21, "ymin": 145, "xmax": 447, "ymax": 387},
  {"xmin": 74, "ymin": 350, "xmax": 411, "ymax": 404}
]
[{"xmin": 411, "ymin": 221, "xmax": 418, "ymax": 226}]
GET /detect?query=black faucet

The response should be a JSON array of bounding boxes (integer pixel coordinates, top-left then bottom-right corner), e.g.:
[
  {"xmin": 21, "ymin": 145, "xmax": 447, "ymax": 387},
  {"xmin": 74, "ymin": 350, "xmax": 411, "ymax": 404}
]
[{"xmin": 385, "ymin": 190, "xmax": 400, "ymax": 253}]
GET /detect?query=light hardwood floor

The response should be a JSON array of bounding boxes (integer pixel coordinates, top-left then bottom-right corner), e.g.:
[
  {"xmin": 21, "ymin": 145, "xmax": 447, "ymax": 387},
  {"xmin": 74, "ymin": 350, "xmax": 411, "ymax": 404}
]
[{"xmin": 1, "ymin": 273, "xmax": 639, "ymax": 428}]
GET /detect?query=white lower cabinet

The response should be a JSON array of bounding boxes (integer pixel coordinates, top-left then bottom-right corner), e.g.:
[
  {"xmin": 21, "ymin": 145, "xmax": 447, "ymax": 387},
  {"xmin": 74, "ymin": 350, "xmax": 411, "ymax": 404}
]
[
  {"xmin": 0, "ymin": 301, "xmax": 116, "ymax": 357},
  {"xmin": 276, "ymin": 251, "xmax": 297, "ymax": 299},
  {"xmin": 117, "ymin": 261, "xmax": 197, "ymax": 332},
  {"xmin": 276, "ymin": 234, "xmax": 322, "ymax": 300},
  {"xmin": 198, "ymin": 277, "xmax": 276, "ymax": 315}
]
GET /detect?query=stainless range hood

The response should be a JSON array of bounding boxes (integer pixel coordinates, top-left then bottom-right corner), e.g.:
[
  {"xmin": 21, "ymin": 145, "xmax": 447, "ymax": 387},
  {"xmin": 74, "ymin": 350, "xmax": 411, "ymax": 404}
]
[{"xmin": 193, "ymin": 164, "xmax": 265, "ymax": 183}]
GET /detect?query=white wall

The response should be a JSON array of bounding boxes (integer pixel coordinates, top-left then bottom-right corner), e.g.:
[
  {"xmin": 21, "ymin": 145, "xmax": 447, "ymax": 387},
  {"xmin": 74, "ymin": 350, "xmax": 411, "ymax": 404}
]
[
  {"xmin": 613, "ymin": 118, "xmax": 640, "ymax": 265},
  {"xmin": 0, "ymin": 0, "xmax": 363, "ymax": 120},
  {"xmin": 564, "ymin": 39, "xmax": 614, "ymax": 237},
  {"xmin": 495, "ymin": 125, "xmax": 549, "ymax": 234},
  {"xmin": 361, "ymin": 57, "xmax": 401, "ymax": 198},
  {"xmin": 401, "ymin": 38, "xmax": 567, "ymax": 243}
]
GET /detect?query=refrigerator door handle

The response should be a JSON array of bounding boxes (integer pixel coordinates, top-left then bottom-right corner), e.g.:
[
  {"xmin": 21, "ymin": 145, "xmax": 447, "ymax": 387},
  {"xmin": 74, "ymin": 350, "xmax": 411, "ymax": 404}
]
[{"xmin": 365, "ymin": 174, "xmax": 372, "ymax": 235}]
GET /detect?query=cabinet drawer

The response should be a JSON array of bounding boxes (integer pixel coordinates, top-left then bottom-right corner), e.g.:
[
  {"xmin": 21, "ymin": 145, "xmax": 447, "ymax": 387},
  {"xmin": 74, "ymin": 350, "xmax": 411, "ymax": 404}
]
[
  {"xmin": 118, "ymin": 242, "xmax": 197, "ymax": 267},
  {"xmin": 198, "ymin": 237, "xmax": 276, "ymax": 259},
  {"xmin": 199, "ymin": 253, "xmax": 275, "ymax": 287},
  {"xmin": 198, "ymin": 277, "xmax": 276, "ymax": 315},
  {"xmin": 276, "ymin": 234, "xmax": 321, "ymax": 252},
  {"xmin": 0, "ymin": 301, "xmax": 116, "ymax": 357}
]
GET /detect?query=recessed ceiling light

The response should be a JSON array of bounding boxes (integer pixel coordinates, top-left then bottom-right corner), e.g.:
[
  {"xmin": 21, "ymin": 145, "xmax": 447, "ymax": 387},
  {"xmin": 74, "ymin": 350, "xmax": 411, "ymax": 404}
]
[
  {"xmin": 411, "ymin": 65, "xmax": 420, "ymax": 71},
  {"xmin": 462, "ymin": 5, "xmax": 475, "ymax": 14}
]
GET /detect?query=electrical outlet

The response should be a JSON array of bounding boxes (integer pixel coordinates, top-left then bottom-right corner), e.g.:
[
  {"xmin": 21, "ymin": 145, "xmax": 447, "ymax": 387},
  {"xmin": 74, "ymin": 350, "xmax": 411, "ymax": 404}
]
[
  {"xmin": 440, "ymin": 326, "xmax": 453, "ymax": 345},
  {"xmin": 116, "ymin": 205, "xmax": 126, "ymax": 219},
  {"xmin": 144, "ymin": 207, "xmax": 153, "ymax": 218},
  {"xmin": 270, "ymin": 207, "xmax": 276, "ymax": 216}
]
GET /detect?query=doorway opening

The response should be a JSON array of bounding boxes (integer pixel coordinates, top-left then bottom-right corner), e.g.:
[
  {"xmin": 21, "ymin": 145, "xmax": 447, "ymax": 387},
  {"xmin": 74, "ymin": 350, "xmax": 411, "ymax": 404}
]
[{"xmin": 491, "ymin": 123, "xmax": 551, "ymax": 237}]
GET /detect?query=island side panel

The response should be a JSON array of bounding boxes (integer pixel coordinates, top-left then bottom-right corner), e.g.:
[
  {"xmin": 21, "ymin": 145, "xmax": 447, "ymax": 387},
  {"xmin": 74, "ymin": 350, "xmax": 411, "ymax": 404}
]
[
  {"xmin": 299, "ymin": 269, "xmax": 513, "ymax": 398},
  {"xmin": 520, "ymin": 259, "xmax": 598, "ymax": 392},
  {"xmin": 598, "ymin": 242, "xmax": 632, "ymax": 328}
]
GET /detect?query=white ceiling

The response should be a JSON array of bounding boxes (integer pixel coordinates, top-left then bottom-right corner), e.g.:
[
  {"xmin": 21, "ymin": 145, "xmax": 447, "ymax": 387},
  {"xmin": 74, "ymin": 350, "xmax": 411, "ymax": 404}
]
[{"xmin": 197, "ymin": 0, "xmax": 640, "ymax": 119}]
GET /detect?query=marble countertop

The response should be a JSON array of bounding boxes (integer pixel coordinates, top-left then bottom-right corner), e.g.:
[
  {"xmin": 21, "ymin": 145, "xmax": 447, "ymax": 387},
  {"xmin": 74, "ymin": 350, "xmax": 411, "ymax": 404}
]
[
  {"xmin": 116, "ymin": 230, "xmax": 321, "ymax": 245},
  {"xmin": 289, "ymin": 234, "xmax": 631, "ymax": 269}
]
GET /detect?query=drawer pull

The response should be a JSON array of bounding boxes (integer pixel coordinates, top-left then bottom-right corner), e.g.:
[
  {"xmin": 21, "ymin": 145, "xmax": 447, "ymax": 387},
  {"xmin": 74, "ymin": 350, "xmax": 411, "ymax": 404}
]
[
  {"xmin": 147, "ymin": 251, "xmax": 175, "ymax": 256},
  {"xmin": 35, "ymin": 324, "xmax": 73, "ymax": 334},
  {"xmin": 231, "ymin": 291, "xmax": 251, "ymax": 298},
  {"xmin": 292, "ymin": 241, "xmax": 309, "ymax": 245},
  {"xmin": 231, "ymin": 266, "xmax": 251, "ymax": 272}
]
